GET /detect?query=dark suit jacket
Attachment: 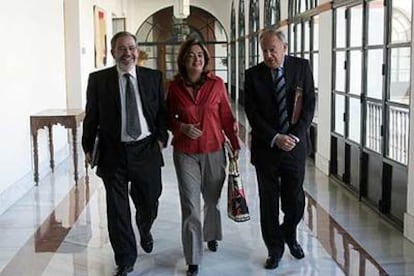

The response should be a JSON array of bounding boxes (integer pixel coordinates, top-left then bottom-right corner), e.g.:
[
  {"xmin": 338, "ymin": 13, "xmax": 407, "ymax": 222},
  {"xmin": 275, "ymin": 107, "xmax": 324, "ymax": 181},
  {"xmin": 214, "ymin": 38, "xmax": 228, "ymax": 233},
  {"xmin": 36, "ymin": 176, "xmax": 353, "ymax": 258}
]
[
  {"xmin": 244, "ymin": 56, "xmax": 315, "ymax": 168},
  {"xmin": 82, "ymin": 66, "xmax": 169, "ymax": 175}
]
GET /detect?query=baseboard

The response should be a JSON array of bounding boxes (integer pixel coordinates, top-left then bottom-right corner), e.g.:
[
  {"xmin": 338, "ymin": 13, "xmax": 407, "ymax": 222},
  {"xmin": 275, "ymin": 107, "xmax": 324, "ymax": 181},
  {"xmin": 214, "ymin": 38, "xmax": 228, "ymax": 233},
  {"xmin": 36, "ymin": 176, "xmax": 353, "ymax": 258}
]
[
  {"xmin": 315, "ymin": 153, "xmax": 330, "ymax": 175},
  {"xmin": 404, "ymin": 212, "xmax": 414, "ymax": 242}
]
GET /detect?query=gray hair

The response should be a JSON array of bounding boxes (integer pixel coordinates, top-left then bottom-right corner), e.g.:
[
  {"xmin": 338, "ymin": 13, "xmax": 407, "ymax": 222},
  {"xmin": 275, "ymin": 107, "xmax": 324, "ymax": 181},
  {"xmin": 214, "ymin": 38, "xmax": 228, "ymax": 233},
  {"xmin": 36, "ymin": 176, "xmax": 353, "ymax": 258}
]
[
  {"xmin": 259, "ymin": 28, "xmax": 288, "ymax": 45},
  {"xmin": 110, "ymin": 31, "xmax": 137, "ymax": 49}
]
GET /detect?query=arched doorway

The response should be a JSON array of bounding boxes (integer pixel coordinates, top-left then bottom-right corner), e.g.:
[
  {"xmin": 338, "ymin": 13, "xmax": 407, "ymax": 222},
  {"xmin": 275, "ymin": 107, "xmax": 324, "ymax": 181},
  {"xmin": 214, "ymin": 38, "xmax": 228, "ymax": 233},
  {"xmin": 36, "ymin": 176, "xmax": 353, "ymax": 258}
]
[{"xmin": 135, "ymin": 6, "xmax": 228, "ymax": 90}]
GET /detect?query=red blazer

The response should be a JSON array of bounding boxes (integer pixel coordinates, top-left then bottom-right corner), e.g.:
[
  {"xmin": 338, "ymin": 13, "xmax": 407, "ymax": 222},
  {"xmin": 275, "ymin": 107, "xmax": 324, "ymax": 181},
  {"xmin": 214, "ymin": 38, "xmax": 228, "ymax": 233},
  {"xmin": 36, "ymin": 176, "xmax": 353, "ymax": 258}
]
[{"xmin": 167, "ymin": 73, "xmax": 240, "ymax": 154}]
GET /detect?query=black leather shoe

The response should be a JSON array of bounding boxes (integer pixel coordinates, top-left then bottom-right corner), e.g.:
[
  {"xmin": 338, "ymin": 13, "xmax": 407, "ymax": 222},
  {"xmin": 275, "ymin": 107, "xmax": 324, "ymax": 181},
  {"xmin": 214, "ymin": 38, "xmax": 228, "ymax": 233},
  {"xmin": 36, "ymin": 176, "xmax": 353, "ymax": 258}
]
[
  {"xmin": 114, "ymin": 264, "xmax": 133, "ymax": 276},
  {"xmin": 187, "ymin": 265, "xmax": 198, "ymax": 275},
  {"xmin": 140, "ymin": 233, "xmax": 153, "ymax": 253},
  {"xmin": 264, "ymin": 255, "xmax": 280, "ymax": 269},
  {"xmin": 287, "ymin": 240, "xmax": 305, "ymax": 259},
  {"xmin": 207, "ymin": 240, "xmax": 218, "ymax": 252}
]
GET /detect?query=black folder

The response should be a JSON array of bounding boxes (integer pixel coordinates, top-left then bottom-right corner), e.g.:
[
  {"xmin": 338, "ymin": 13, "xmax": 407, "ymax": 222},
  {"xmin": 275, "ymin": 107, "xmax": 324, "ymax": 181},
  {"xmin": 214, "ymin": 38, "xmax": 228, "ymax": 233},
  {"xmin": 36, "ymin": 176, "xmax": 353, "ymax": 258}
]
[{"xmin": 91, "ymin": 131, "xmax": 100, "ymax": 169}]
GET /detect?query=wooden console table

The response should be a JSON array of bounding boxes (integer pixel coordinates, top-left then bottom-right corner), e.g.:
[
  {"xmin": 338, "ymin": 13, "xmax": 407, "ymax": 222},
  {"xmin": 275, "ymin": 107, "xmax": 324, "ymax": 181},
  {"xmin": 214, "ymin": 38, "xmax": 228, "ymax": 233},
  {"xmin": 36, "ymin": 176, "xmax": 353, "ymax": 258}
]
[{"xmin": 30, "ymin": 109, "xmax": 85, "ymax": 185}]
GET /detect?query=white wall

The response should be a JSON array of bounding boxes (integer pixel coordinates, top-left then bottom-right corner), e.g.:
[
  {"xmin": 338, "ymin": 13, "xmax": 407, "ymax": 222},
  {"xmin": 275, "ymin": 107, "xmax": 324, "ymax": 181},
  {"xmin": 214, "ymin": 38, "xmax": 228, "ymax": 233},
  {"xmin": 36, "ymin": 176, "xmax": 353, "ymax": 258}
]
[
  {"xmin": 78, "ymin": 0, "xmax": 124, "ymax": 104},
  {"xmin": 0, "ymin": 0, "xmax": 125, "ymax": 215},
  {"xmin": 315, "ymin": 11, "xmax": 332, "ymax": 175},
  {"xmin": 0, "ymin": 0, "xmax": 68, "ymax": 213}
]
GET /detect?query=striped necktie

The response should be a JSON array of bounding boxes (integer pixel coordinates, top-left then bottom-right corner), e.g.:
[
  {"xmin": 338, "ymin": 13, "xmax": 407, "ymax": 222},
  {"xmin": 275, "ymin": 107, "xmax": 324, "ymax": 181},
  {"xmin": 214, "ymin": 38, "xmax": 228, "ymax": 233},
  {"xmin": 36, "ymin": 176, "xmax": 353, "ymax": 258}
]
[
  {"xmin": 274, "ymin": 67, "xmax": 289, "ymax": 134},
  {"xmin": 124, "ymin": 73, "xmax": 141, "ymax": 139}
]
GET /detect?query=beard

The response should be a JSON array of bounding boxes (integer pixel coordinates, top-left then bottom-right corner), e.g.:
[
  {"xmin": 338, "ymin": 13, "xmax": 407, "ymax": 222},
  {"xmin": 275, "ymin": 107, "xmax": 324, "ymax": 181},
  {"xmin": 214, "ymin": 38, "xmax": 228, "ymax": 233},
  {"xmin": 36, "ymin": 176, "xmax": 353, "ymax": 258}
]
[{"xmin": 116, "ymin": 55, "xmax": 136, "ymax": 71}]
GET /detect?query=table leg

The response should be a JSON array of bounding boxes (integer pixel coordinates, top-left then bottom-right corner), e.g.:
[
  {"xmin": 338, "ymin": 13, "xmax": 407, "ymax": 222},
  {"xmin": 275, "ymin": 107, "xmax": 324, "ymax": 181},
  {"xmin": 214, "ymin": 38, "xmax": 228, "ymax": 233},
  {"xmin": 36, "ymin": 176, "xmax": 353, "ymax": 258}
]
[
  {"xmin": 48, "ymin": 124, "xmax": 54, "ymax": 171},
  {"xmin": 85, "ymin": 158, "xmax": 89, "ymax": 183},
  {"xmin": 33, "ymin": 132, "xmax": 39, "ymax": 185},
  {"xmin": 72, "ymin": 127, "xmax": 79, "ymax": 184}
]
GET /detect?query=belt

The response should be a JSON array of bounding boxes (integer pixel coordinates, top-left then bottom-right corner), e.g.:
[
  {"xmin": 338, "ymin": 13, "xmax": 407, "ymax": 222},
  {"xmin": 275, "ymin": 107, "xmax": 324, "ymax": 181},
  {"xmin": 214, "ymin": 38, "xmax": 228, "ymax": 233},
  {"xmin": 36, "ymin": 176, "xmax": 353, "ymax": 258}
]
[{"xmin": 122, "ymin": 135, "xmax": 152, "ymax": 146}]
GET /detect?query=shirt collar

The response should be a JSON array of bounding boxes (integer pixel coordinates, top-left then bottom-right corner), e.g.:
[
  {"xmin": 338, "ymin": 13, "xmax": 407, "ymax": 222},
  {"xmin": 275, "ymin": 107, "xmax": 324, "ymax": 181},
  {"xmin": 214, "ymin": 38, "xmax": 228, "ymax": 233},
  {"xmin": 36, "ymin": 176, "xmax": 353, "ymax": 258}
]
[{"xmin": 116, "ymin": 66, "xmax": 137, "ymax": 79}]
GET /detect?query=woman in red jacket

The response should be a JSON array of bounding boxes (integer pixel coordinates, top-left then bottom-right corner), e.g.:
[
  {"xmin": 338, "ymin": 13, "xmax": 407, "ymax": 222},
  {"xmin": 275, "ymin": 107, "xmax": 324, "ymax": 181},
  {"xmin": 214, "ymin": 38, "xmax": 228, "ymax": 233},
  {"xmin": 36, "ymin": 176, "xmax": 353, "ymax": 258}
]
[{"xmin": 167, "ymin": 38, "xmax": 240, "ymax": 276}]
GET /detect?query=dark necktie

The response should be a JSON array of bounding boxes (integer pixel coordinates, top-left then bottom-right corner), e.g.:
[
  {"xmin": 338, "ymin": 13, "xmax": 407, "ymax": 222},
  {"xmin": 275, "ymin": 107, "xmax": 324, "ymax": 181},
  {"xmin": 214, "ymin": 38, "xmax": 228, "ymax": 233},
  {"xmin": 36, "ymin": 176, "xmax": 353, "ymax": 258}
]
[
  {"xmin": 124, "ymin": 73, "xmax": 141, "ymax": 139},
  {"xmin": 275, "ymin": 68, "xmax": 289, "ymax": 134}
]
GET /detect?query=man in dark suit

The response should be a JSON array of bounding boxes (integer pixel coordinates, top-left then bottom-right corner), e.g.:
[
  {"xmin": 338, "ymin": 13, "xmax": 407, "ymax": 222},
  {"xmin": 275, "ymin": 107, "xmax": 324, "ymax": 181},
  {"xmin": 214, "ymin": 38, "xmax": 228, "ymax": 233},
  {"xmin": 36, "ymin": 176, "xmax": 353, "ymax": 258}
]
[
  {"xmin": 82, "ymin": 31, "xmax": 168, "ymax": 276},
  {"xmin": 244, "ymin": 29, "xmax": 315, "ymax": 270}
]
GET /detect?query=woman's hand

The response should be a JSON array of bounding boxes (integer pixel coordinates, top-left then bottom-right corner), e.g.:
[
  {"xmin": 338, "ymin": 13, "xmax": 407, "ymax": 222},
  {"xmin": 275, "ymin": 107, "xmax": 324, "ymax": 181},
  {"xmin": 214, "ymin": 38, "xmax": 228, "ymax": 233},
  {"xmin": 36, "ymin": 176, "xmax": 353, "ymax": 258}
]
[
  {"xmin": 180, "ymin": 123, "xmax": 202, "ymax": 139},
  {"xmin": 232, "ymin": 149, "xmax": 240, "ymax": 161}
]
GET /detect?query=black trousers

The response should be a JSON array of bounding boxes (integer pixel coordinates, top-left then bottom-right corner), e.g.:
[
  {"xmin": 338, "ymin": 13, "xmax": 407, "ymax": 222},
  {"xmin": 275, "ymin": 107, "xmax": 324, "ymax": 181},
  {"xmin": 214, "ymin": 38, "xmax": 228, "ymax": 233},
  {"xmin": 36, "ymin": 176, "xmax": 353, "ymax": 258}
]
[
  {"xmin": 102, "ymin": 136, "xmax": 162, "ymax": 266},
  {"xmin": 255, "ymin": 152, "xmax": 305, "ymax": 257}
]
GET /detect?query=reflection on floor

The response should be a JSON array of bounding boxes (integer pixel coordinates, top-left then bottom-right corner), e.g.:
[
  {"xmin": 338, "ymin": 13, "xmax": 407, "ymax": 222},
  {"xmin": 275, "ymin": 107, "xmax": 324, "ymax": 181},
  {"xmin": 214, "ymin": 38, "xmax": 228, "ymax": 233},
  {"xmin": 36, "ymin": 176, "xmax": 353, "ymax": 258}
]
[{"xmin": 1, "ymin": 117, "xmax": 414, "ymax": 275}]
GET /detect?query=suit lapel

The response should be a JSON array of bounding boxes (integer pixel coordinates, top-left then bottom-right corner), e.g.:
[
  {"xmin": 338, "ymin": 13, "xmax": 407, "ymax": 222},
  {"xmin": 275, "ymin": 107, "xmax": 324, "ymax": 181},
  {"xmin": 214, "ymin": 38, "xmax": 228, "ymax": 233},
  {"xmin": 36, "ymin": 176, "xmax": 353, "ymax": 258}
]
[
  {"xmin": 258, "ymin": 63, "xmax": 275, "ymax": 94},
  {"xmin": 136, "ymin": 67, "xmax": 150, "ymax": 120},
  {"xmin": 283, "ymin": 56, "xmax": 296, "ymax": 92},
  {"xmin": 107, "ymin": 67, "xmax": 122, "ymax": 115}
]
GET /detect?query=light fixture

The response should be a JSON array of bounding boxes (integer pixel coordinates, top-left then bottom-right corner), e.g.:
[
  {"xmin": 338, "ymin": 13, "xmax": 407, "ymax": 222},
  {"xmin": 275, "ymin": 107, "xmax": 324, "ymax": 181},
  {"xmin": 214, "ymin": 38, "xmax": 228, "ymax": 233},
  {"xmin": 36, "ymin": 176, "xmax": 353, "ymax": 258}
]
[{"xmin": 174, "ymin": 0, "xmax": 190, "ymax": 19}]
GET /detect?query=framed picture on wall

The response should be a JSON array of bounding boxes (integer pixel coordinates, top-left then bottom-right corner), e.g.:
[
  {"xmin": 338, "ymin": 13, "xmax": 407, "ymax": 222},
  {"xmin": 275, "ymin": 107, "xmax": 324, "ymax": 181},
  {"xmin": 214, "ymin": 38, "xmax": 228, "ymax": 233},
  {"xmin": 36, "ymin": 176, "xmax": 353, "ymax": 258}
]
[{"xmin": 93, "ymin": 5, "xmax": 107, "ymax": 68}]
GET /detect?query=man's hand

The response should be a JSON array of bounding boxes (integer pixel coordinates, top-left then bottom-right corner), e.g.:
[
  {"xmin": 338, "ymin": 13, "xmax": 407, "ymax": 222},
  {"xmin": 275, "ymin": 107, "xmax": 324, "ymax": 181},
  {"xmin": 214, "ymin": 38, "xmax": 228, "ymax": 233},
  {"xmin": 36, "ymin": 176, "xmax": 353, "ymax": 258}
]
[
  {"xmin": 275, "ymin": 134, "xmax": 296, "ymax": 152},
  {"xmin": 180, "ymin": 123, "xmax": 202, "ymax": 139}
]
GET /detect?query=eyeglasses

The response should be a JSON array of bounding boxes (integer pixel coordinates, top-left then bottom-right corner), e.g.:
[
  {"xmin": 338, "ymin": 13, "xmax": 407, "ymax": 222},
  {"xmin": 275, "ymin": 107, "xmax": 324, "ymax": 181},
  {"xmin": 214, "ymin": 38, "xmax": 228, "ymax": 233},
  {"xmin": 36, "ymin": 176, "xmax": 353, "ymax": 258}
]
[{"xmin": 117, "ymin": 46, "xmax": 137, "ymax": 53}]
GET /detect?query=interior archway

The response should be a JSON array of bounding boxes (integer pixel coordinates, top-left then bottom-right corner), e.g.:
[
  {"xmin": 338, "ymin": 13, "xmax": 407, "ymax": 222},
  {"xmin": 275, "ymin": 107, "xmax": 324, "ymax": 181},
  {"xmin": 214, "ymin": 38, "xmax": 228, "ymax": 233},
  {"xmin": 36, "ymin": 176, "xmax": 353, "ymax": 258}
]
[{"xmin": 135, "ymin": 6, "xmax": 229, "ymax": 89}]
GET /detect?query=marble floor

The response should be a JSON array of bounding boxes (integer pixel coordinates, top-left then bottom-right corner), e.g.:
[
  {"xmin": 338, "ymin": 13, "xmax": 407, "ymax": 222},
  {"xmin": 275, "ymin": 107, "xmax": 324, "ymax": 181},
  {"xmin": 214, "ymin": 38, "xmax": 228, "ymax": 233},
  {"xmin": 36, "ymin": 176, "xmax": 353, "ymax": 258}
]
[{"xmin": 1, "ymin": 109, "xmax": 414, "ymax": 275}]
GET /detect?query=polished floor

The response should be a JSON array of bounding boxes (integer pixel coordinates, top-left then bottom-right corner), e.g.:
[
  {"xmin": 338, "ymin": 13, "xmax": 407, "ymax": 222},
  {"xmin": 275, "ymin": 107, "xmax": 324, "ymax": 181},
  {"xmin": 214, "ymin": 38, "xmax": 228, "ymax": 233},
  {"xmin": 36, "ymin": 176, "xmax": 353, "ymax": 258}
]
[{"xmin": 1, "ymin": 108, "xmax": 414, "ymax": 275}]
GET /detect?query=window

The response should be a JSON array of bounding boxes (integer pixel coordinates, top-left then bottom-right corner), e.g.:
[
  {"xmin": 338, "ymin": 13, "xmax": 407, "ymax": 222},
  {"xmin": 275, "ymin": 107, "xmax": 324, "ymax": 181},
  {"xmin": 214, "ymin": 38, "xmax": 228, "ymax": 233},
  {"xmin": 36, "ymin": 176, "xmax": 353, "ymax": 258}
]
[
  {"xmin": 332, "ymin": 0, "xmax": 411, "ymax": 164},
  {"xmin": 386, "ymin": 0, "xmax": 411, "ymax": 164},
  {"xmin": 230, "ymin": 1, "xmax": 237, "ymax": 100},
  {"xmin": 239, "ymin": 0, "xmax": 246, "ymax": 105},
  {"xmin": 264, "ymin": 0, "xmax": 280, "ymax": 27},
  {"xmin": 248, "ymin": 0, "xmax": 260, "ymax": 66},
  {"xmin": 288, "ymin": 1, "xmax": 319, "ymax": 122}
]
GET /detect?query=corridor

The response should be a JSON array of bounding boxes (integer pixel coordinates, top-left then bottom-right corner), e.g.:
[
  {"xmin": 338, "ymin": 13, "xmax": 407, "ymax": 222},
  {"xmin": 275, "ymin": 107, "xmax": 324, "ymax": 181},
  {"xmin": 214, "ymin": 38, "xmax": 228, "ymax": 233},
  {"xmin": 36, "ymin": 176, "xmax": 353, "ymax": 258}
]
[{"xmin": 0, "ymin": 106, "xmax": 412, "ymax": 276}]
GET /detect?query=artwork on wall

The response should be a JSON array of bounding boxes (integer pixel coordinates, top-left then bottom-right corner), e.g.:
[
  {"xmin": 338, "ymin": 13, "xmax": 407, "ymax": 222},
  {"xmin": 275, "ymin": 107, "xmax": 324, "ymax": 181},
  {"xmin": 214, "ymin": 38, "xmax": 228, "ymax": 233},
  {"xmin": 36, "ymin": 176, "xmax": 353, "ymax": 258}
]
[{"xmin": 94, "ymin": 5, "xmax": 107, "ymax": 68}]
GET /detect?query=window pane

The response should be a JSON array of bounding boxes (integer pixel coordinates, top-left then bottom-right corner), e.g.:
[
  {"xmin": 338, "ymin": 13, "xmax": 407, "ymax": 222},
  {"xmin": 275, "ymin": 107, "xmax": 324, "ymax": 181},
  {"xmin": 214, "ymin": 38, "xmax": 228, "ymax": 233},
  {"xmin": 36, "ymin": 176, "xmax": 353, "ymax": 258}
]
[
  {"xmin": 334, "ymin": 94, "xmax": 345, "ymax": 135},
  {"xmin": 313, "ymin": 16, "xmax": 319, "ymax": 50},
  {"xmin": 365, "ymin": 101, "xmax": 382, "ymax": 153},
  {"xmin": 387, "ymin": 106, "xmax": 409, "ymax": 164},
  {"xmin": 231, "ymin": 43, "xmax": 236, "ymax": 98},
  {"xmin": 335, "ymin": 51, "xmax": 346, "ymax": 92},
  {"xmin": 313, "ymin": 93, "xmax": 318, "ymax": 123},
  {"xmin": 336, "ymin": 7, "xmax": 346, "ymax": 48},
  {"xmin": 391, "ymin": 0, "xmax": 412, "ymax": 43},
  {"xmin": 313, "ymin": 52, "xmax": 319, "ymax": 89},
  {"xmin": 289, "ymin": 24, "xmax": 295, "ymax": 54},
  {"xmin": 296, "ymin": 23, "xmax": 302, "ymax": 54},
  {"xmin": 300, "ymin": 0, "xmax": 307, "ymax": 13},
  {"xmin": 350, "ymin": 5, "xmax": 363, "ymax": 48},
  {"xmin": 366, "ymin": 49, "xmax": 383, "ymax": 99},
  {"xmin": 348, "ymin": 97, "xmax": 361, "ymax": 143},
  {"xmin": 368, "ymin": 0, "xmax": 384, "ymax": 45},
  {"xmin": 349, "ymin": 50, "xmax": 362, "ymax": 95},
  {"xmin": 304, "ymin": 21, "xmax": 310, "ymax": 52},
  {"xmin": 239, "ymin": 0, "xmax": 245, "ymax": 35},
  {"xmin": 239, "ymin": 41, "xmax": 245, "ymax": 88},
  {"xmin": 389, "ymin": 47, "xmax": 410, "ymax": 104}
]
